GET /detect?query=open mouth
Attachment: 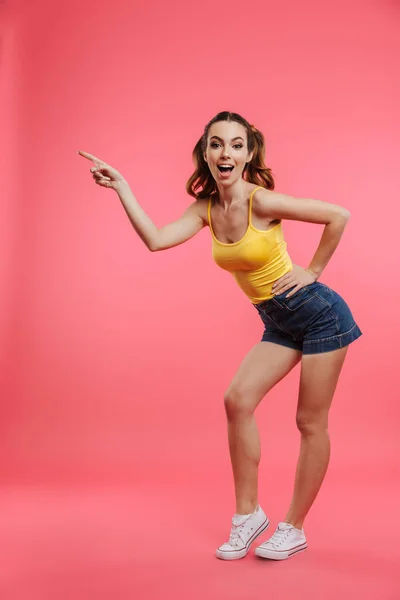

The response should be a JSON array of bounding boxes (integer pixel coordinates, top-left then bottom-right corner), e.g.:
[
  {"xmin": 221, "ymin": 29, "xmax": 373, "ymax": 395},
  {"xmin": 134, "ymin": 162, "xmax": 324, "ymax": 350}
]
[{"xmin": 217, "ymin": 165, "xmax": 234, "ymax": 173}]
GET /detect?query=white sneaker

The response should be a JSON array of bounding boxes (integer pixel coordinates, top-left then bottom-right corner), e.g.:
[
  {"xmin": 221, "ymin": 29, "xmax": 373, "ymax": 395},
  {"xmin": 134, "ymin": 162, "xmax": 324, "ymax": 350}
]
[
  {"xmin": 254, "ymin": 522, "xmax": 307, "ymax": 560},
  {"xmin": 216, "ymin": 505, "xmax": 270, "ymax": 560}
]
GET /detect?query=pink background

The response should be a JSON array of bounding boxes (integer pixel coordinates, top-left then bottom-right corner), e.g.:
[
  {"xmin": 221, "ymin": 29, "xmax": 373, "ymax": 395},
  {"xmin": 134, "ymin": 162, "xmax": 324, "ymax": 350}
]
[{"xmin": 1, "ymin": 0, "xmax": 399, "ymax": 598}]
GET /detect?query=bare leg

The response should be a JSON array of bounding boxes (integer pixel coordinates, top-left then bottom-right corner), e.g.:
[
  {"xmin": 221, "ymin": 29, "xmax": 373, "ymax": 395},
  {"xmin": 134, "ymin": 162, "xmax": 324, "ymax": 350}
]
[
  {"xmin": 224, "ymin": 342, "xmax": 301, "ymax": 515},
  {"xmin": 284, "ymin": 346, "xmax": 349, "ymax": 529}
]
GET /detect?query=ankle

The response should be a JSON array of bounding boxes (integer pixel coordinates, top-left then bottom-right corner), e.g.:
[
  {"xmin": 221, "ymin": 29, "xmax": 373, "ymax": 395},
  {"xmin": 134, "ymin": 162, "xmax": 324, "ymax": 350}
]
[
  {"xmin": 236, "ymin": 502, "xmax": 258, "ymax": 515},
  {"xmin": 284, "ymin": 516, "xmax": 304, "ymax": 530}
]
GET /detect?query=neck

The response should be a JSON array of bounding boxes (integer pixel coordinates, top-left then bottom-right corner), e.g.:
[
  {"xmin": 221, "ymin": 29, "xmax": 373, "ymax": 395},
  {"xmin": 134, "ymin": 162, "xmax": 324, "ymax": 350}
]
[{"xmin": 215, "ymin": 180, "xmax": 247, "ymax": 210}]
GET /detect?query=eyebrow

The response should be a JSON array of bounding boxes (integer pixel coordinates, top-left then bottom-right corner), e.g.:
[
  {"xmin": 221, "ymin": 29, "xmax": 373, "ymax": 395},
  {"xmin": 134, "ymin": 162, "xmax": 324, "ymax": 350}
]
[{"xmin": 209, "ymin": 136, "xmax": 244, "ymax": 142}]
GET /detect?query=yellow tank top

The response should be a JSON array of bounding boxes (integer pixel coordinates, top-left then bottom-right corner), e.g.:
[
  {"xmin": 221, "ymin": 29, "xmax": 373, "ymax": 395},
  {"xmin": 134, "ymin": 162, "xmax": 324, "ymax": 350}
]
[{"xmin": 208, "ymin": 186, "xmax": 293, "ymax": 304}]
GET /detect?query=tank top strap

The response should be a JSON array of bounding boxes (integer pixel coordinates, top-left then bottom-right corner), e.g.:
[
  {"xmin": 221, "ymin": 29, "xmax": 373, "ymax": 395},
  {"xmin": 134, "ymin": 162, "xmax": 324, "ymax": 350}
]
[{"xmin": 248, "ymin": 186, "xmax": 264, "ymax": 226}]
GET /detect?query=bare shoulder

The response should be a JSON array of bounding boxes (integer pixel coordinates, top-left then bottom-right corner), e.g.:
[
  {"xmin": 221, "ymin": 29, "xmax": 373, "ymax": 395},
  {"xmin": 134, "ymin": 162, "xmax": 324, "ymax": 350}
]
[
  {"xmin": 252, "ymin": 187, "xmax": 291, "ymax": 219},
  {"xmin": 193, "ymin": 197, "xmax": 211, "ymax": 225},
  {"xmin": 252, "ymin": 186, "xmax": 350, "ymax": 224}
]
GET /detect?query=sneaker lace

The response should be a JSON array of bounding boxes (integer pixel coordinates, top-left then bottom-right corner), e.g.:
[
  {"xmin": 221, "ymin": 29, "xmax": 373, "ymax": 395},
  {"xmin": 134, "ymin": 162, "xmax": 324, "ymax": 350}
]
[
  {"xmin": 228, "ymin": 523, "xmax": 246, "ymax": 548},
  {"xmin": 267, "ymin": 527, "xmax": 291, "ymax": 547}
]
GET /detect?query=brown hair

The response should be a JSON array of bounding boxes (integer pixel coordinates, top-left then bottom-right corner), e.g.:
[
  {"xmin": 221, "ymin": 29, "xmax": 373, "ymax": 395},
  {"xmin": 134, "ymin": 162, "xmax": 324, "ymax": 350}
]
[{"xmin": 185, "ymin": 111, "xmax": 275, "ymax": 200}]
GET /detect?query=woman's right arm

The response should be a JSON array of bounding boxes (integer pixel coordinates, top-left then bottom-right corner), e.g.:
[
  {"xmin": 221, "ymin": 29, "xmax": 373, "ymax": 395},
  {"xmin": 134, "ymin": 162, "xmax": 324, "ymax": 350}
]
[
  {"xmin": 78, "ymin": 151, "xmax": 207, "ymax": 251},
  {"xmin": 117, "ymin": 182, "xmax": 206, "ymax": 251}
]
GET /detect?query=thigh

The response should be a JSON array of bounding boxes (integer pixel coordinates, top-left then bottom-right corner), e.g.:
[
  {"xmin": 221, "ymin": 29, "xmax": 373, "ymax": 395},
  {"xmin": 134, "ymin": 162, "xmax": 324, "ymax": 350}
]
[
  {"xmin": 225, "ymin": 342, "xmax": 302, "ymax": 413},
  {"xmin": 297, "ymin": 347, "xmax": 349, "ymax": 425}
]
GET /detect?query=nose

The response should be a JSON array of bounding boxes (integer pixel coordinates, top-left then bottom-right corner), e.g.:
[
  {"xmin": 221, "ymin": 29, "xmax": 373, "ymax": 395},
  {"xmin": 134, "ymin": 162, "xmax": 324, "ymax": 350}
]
[{"xmin": 221, "ymin": 146, "xmax": 231, "ymax": 158}]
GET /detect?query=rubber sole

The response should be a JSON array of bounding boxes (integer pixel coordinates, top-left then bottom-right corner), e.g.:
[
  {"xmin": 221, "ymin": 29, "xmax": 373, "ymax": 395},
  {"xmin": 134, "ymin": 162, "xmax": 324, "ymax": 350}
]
[{"xmin": 254, "ymin": 541, "xmax": 308, "ymax": 560}]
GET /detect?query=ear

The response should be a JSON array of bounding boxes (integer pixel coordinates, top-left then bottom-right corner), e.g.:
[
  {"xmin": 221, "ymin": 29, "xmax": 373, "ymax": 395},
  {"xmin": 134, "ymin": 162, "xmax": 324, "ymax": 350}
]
[
  {"xmin": 203, "ymin": 155, "xmax": 207, "ymax": 163},
  {"xmin": 247, "ymin": 152, "xmax": 254, "ymax": 163}
]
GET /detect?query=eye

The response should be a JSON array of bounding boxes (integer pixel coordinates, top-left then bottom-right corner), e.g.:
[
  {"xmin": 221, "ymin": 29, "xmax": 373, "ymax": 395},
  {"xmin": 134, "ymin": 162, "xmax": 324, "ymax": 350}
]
[
  {"xmin": 234, "ymin": 144, "xmax": 243, "ymax": 149},
  {"xmin": 210, "ymin": 142, "xmax": 220, "ymax": 148}
]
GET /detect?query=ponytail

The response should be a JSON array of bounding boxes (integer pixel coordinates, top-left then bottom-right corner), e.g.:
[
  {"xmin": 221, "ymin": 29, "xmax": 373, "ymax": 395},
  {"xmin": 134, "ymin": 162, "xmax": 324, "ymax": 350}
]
[{"xmin": 245, "ymin": 125, "xmax": 275, "ymax": 190}]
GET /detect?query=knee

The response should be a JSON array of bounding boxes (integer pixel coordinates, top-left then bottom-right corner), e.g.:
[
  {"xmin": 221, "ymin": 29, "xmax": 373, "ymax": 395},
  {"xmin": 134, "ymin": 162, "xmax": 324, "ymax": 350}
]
[
  {"xmin": 295, "ymin": 412, "xmax": 328, "ymax": 436},
  {"xmin": 223, "ymin": 386, "xmax": 254, "ymax": 421}
]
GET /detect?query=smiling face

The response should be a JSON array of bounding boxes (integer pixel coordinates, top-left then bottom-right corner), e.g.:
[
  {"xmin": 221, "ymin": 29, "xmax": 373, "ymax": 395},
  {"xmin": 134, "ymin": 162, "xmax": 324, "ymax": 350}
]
[{"xmin": 204, "ymin": 120, "xmax": 253, "ymax": 186}]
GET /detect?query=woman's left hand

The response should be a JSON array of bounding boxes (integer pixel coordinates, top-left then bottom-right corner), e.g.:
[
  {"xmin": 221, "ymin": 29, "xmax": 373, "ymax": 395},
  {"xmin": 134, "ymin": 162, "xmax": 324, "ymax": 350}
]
[{"xmin": 272, "ymin": 265, "xmax": 318, "ymax": 298}]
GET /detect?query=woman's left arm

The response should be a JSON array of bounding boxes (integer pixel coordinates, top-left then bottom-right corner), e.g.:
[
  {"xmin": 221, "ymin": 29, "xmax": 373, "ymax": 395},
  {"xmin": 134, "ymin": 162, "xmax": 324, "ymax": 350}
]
[{"xmin": 255, "ymin": 189, "xmax": 351, "ymax": 298}]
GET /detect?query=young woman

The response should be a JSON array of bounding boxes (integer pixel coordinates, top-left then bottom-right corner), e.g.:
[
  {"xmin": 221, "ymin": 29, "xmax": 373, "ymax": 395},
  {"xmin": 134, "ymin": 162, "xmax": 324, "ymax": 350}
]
[{"xmin": 78, "ymin": 111, "xmax": 362, "ymax": 562}]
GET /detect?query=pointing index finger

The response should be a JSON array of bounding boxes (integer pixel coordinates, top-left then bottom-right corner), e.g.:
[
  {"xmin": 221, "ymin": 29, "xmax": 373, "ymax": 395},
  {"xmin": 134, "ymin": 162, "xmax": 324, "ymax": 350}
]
[{"xmin": 77, "ymin": 150, "xmax": 104, "ymax": 164}]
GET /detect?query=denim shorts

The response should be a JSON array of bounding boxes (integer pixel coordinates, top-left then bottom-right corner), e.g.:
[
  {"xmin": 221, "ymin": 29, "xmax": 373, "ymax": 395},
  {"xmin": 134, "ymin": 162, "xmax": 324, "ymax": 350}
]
[{"xmin": 254, "ymin": 282, "xmax": 362, "ymax": 354}]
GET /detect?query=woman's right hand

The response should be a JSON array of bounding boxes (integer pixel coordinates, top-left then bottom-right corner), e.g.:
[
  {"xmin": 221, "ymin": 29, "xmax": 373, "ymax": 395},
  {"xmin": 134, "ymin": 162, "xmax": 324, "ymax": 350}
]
[{"xmin": 78, "ymin": 150, "xmax": 128, "ymax": 192}]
